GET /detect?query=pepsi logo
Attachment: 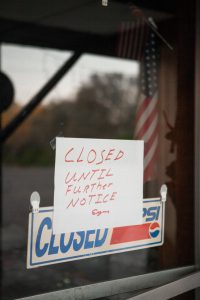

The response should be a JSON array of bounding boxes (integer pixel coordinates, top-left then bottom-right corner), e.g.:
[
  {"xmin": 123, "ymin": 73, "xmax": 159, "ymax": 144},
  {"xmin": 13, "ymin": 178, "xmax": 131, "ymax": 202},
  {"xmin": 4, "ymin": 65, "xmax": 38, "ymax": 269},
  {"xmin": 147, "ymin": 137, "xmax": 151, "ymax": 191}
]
[{"xmin": 149, "ymin": 222, "xmax": 160, "ymax": 238}]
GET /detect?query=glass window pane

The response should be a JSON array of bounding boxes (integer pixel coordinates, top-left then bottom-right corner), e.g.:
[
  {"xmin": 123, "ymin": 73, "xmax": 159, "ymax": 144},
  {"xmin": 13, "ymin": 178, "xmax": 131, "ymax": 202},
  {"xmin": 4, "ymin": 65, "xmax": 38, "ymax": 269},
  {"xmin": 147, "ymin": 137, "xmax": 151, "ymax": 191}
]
[{"xmin": 1, "ymin": 0, "xmax": 196, "ymax": 298}]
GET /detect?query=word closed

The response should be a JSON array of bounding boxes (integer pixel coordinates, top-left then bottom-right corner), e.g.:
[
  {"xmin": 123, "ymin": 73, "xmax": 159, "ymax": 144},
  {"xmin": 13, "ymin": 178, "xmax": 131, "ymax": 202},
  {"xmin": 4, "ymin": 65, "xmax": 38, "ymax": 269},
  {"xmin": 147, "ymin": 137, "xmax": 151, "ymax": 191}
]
[
  {"xmin": 53, "ymin": 138, "xmax": 144, "ymax": 233},
  {"xmin": 27, "ymin": 198, "xmax": 165, "ymax": 268}
]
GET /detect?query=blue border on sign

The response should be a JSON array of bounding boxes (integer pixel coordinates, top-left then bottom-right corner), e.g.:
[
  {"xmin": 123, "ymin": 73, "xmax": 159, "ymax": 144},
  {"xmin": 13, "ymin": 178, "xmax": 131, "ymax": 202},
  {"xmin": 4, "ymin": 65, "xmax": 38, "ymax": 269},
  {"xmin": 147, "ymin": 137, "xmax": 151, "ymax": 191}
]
[{"xmin": 29, "ymin": 199, "xmax": 163, "ymax": 267}]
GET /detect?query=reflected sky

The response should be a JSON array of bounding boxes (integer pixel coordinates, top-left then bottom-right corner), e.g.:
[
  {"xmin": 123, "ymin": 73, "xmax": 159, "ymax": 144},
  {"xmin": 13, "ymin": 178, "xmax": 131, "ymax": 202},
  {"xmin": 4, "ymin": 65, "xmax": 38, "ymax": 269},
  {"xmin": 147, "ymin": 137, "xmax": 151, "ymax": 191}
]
[{"xmin": 1, "ymin": 43, "xmax": 139, "ymax": 105}]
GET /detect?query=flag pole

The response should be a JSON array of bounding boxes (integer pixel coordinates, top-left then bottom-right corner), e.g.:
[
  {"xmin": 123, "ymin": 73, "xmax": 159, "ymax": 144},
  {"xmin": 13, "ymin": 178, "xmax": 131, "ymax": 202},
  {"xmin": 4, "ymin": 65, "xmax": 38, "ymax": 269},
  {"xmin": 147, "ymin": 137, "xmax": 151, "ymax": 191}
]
[
  {"xmin": 146, "ymin": 17, "xmax": 173, "ymax": 51},
  {"xmin": 129, "ymin": 4, "xmax": 173, "ymax": 51}
]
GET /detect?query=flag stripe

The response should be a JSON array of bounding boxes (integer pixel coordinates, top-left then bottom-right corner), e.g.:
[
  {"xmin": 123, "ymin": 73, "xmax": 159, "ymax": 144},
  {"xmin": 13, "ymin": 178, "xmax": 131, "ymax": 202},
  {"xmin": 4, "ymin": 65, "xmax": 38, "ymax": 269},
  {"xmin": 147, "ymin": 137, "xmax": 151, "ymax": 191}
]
[
  {"xmin": 132, "ymin": 19, "xmax": 142, "ymax": 59},
  {"xmin": 122, "ymin": 23, "xmax": 130, "ymax": 58},
  {"xmin": 143, "ymin": 114, "xmax": 158, "ymax": 142},
  {"xmin": 117, "ymin": 22, "xmax": 125, "ymax": 57},
  {"xmin": 144, "ymin": 122, "xmax": 159, "ymax": 156},
  {"xmin": 135, "ymin": 94, "xmax": 158, "ymax": 133},
  {"xmin": 135, "ymin": 103, "xmax": 158, "ymax": 138},
  {"xmin": 135, "ymin": 96, "xmax": 152, "ymax": 123},
  {"xmin": 144, "ymin": 136, "xmax": 158, "ymax": 168},
  {"xmin": 136, "ymin": 20, "xmax": 148, "ymax": 61},
  {"xmin": 144, "ymin": 142, "xmax": 159, "ymax": 180},
  {"xmin": 127, "ymin": 23, "xmax": 135, "ymax": 58}
]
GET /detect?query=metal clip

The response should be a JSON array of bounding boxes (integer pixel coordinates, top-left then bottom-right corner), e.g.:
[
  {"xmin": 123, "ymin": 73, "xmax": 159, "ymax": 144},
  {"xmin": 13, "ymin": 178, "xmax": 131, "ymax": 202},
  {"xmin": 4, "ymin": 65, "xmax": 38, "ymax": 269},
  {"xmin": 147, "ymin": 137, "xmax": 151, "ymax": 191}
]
[
  {"xmin": 30, "ymin": 191, "xmax": 40, "ymax": 213},
  {"xmin": 160, "ymin": 184, "xmax": 167, "ymax": 202},
  {"xmin": 102, "ymin": 0, "xmax": 108, "ymax": 6}
]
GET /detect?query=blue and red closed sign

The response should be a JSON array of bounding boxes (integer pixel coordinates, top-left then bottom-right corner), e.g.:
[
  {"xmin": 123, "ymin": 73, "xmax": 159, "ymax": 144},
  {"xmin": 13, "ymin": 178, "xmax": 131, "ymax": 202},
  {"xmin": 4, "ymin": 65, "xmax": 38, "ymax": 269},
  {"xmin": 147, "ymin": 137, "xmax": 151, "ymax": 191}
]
[{"xmin": 27, "ymin": 198, "xmax": 165, "ymax": 268}]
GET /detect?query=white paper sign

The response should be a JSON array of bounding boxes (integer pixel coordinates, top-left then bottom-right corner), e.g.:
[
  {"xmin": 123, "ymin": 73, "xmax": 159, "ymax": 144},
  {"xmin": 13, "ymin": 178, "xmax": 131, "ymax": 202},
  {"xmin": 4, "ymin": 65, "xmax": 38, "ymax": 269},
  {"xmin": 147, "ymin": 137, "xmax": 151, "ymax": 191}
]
[{"xmin": 53, "ymin": 138, "xmax": 144, "ymax": 234}]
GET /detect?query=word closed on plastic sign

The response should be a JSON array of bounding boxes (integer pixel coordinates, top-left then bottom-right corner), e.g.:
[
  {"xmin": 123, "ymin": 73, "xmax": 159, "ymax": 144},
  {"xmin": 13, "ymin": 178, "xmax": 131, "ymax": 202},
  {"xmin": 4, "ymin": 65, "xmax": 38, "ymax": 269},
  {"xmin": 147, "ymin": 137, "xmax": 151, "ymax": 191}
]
[{"xmin": 27, "ymin": 198, "xmax": 164, "ymax": 268}]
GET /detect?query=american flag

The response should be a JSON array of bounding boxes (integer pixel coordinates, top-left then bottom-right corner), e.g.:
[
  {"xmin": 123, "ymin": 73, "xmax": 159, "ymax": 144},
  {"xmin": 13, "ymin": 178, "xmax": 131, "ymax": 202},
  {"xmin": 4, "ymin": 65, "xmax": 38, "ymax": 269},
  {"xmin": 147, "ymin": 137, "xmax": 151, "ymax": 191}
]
[
  {"xmin": 117, "ymin": 6, "xmax": 160, "ymax": 182},
  {"xmin": 135, "ymin": 31, "xmax": 159, "ymax": 182},
  {"xmin": 117, "ymin": 6, "xmax": 148, "ymax": 61}
]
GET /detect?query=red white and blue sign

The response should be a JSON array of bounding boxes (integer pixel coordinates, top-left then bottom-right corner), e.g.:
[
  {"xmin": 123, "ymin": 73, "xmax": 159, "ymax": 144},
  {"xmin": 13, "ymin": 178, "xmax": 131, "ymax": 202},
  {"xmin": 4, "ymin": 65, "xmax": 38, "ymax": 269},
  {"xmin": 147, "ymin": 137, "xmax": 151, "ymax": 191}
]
[{"xmin": 27, "ymin": 198, "xmax": 165, "ymax": 268}]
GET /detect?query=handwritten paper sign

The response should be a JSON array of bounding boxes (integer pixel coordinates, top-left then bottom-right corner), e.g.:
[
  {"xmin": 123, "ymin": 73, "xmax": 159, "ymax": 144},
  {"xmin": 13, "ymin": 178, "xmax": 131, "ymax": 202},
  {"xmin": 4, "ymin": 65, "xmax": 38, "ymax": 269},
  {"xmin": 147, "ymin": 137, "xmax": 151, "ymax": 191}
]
[{"xmin": 53, "ymin": 138, "xmax": 144, "ymax": 234}]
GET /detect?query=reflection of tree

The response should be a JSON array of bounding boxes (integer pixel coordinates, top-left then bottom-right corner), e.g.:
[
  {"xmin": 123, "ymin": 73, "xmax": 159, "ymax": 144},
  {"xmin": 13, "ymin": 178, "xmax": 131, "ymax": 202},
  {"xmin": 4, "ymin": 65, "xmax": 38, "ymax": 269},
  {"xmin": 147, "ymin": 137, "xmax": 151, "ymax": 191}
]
[
  {"xmin": 84, "ymin": 74, "xmax": 138, "ymax": 125},
  {"xmin": 3, "ymin": 73, "xmax": 138, "ymax": 165}
]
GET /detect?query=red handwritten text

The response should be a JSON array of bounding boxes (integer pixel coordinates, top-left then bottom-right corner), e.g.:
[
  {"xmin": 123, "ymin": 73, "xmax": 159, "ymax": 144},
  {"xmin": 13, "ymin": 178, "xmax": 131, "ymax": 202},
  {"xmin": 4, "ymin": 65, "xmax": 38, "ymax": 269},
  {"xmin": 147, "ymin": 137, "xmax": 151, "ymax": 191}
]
[
  {"xmin": 65, "ymin": 147, "xmax": 124, "ymax": 165},
  {"xmin": 65, "ymin": 182, "xmax": 113, "ymax": 196},
  {"xmin": 66, "ymin": 192, "xmax": 117, "ymax": 209},
  {"xmin": 92, "ymin": 209, "xmax": 110, "ymax": 216},
  {"xmin": 65, "ymin": 168, "xmax": 113, "ymax": 185}
]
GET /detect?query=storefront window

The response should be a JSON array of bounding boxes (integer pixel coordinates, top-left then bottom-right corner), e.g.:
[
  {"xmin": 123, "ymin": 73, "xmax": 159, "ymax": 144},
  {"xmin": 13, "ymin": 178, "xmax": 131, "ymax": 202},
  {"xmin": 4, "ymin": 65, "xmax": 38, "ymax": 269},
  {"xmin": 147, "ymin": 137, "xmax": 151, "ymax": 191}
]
[{"xmin": 1, "ymin": 0, "xmax": 196, "ymax": 298}]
